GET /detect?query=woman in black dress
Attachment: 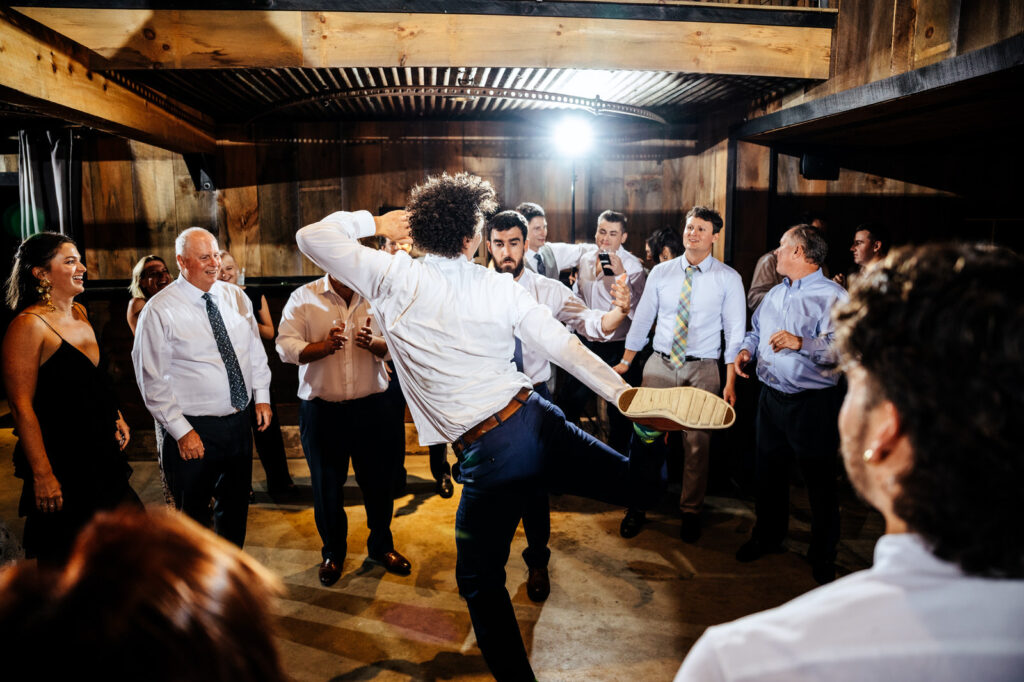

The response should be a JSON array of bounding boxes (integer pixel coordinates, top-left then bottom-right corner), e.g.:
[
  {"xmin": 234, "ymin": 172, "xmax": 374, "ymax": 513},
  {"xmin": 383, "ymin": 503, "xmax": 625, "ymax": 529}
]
[{"xmin": 2, "ymin": 232, "xmax": 141, "ymax": 564}]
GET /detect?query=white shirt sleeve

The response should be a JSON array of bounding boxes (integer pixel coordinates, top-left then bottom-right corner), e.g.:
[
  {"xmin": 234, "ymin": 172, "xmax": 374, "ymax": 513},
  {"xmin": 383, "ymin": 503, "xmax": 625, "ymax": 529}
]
[
  {"xmin": 549, "ymin": 241, "xmax": 598, "ymax": 272},
  {"xmin": 275, "ymin": 287, "xmax": 309, "ymax": 365},
  {"xmin": 674, "ymin": 630, "xmax": 728, "ymax": 682},
  {"xmin": 239, "ymin": 289, "xmax": 272, "ymax": 404},
  {"xmin": 295, "ymin": 211, "xmax": 395, "ymax": 303},
  {"xmin": 132, "ymin": 303, "xmax": 191, "ymax": 441},
  {"xmin": 721, "ymin": 271, "xmax": 747, "ymax": 364},
  {"xmin": 514, "ymin": 288, "xmax": 628, "ymax": 404}
]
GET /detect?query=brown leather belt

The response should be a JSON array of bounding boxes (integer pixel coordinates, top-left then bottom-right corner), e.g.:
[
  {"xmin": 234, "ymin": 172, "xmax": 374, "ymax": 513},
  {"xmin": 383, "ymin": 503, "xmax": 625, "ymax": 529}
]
[{"xmin": 453, "ymin": 387, "xmax": 532, "ymax": 457}]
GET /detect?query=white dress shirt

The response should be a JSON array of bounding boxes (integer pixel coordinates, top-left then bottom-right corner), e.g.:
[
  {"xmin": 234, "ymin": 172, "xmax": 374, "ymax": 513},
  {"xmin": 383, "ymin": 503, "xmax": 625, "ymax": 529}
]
[
  {"xmin": 516, "ymin": 267, "xmax": 612, "ymax": 384},
  {"xmin": 625, "ymin": 254, "xmax": 745, "ymax": 362},
  {"xmin": 525, "ymin": 242, "xmax": 597, "ymax": 275},
  {"xmin": 575, "ymin": 245, "xmax": 646, "ymax": 342},
  {"xmin": 132, "ymin": 277, "xmax": 272, "ymax": 441},
  {"xmin": 296, "ymin": 211, "xmax": 628, "ymax": 445},
  {"xmin": 275, "ymin": 275, "xmax": 388, "ymax": 402},
  {"xmin": 676, "ymin": 533, "xmax": 1024, "ymax": 682}
]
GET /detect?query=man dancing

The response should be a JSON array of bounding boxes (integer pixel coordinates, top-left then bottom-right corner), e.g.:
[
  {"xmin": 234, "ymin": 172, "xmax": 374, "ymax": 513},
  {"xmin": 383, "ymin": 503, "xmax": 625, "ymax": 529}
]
[{"xmin": 296, "ymin": 173, "xmax": 641, "ymax": 681}]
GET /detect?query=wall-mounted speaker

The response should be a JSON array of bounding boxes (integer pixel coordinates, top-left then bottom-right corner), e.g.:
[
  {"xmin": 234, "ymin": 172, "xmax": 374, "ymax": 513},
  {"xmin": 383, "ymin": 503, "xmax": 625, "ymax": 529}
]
[{"xmin": 800, "ymin": 153, "xmax": 840, "ymax": 181}]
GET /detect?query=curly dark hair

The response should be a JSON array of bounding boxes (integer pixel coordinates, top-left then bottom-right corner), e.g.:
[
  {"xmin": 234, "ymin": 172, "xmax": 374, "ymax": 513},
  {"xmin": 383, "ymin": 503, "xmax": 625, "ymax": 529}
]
[
  {"xmin": 834, "ymin": 243, "xmax": 1024, "ymax": 577},
  {"xmin": 407, "ymin": 172, "xmax": 499, "ymax": 257},
  {"xmin": 5, "ymin": 232, "xmax": 76, "ymax": 310}
]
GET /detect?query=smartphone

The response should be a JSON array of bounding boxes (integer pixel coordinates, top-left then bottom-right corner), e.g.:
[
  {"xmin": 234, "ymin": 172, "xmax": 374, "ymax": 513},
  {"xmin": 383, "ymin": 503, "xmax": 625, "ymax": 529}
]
[{"xmin": 598, "ymin": 251, "xmax": 615, "ymax": 276}]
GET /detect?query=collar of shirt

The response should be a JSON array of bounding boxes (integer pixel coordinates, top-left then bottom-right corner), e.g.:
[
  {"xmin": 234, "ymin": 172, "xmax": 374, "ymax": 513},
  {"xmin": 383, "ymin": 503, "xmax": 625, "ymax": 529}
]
[
  {"xmin": 176, "ymin": 274, "xmax": 216, "ymax": 305},
  {"xmin": 316, "ymin": 273, "xmax": 364, "ymax": 315},
  {"xmin": 783, "ymin": 267, "xmax": 825, "ymax": 290},
  {"xmin": 679, "ymin": 252, "xmax": 714, "ymax": 274}
]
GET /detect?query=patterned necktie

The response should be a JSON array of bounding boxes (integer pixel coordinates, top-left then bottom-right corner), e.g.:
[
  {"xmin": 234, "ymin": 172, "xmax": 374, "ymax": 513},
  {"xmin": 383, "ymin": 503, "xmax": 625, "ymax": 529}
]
[
  {"xmin": 669, "ymin": 265, "xmax": 697, "ymax": 367},
  {"xmin": 202, "ymin": 292, "xmax": 249, "ymax": 410},
  {"xmin": 534, "ymin": 253, "xmax": 546, "ymax": 277},
  {"xmin": 513, "ymin": 336, "xmax": 524, "ymax": 373}
]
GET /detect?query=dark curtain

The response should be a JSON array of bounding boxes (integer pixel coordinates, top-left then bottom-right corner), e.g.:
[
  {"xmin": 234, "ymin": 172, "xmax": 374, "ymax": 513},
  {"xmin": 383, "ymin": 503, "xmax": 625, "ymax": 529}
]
[{"xmin": 17, "ymin": 129, "xmax": 80, "ymax": 241}]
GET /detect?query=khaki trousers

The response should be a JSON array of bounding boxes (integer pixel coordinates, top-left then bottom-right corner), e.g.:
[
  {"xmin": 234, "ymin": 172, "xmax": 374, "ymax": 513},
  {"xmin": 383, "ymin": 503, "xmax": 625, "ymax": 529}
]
[{"xmin": 641, "ymin": 354, "xmax": 720, "ymax": 513}]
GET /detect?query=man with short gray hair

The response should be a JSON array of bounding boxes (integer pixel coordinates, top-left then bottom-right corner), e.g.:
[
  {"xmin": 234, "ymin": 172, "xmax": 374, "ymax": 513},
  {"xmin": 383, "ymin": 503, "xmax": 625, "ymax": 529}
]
[
  {"xmin": 132, "ymin": 227, "xmax": 272, "ymax": 546},
  {"xmin": 733, "ymin": 224, "xmax": 848, "ymax": 583}
]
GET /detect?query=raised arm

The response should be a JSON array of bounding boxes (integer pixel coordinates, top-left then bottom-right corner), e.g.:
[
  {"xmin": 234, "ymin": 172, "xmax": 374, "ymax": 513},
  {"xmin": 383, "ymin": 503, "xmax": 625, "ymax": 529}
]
[{"xmin": 296, "ymin": 210, "xmax": 409, "ymax": 303}]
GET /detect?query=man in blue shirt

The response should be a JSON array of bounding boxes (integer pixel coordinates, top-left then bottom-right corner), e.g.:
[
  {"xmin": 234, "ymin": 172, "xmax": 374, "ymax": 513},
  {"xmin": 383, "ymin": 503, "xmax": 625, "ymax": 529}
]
[
  {"xmin": 733, "ymin": 224, "xmax": 849, "ymax": 584},
  {"xmin": 614, "ymin": 206, "xmax": 745, "ymax": 542}
]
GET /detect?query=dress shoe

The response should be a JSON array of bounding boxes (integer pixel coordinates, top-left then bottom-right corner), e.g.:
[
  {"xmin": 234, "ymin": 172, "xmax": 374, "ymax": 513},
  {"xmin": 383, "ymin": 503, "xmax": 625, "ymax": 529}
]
[
  {"xmin": 526, "ymin": 566, "xmax": 550, "ymax": 603},
  {"xmin": 436, "ymin": 474, "xmax": 454, "ymax": 499},
  {"xmin": 318, "ymin": 558, "xmax": 342, "ymax": 586},
  {"xmin": 619, "ymin": 509, "xmax": 646, "ymax": 539},
  {"xmin": 368, "ymin": 549, "xmax": 412, "ymax": 576},
  {"xmin": 679, "ymin": 513, "xmax": 701, "ymax": 543},
  {"xmin": 618, "ymin": 386, "xmax": 736, "ymax": 432},
  {"xmin": 735, "ymin": 538, "xmax": 786, "ymax": 563}
]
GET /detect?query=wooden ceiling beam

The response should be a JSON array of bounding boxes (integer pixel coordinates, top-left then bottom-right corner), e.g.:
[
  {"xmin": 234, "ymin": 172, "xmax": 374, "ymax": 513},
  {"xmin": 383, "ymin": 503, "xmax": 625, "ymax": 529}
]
[
  {"xmin": 13, "ymin": 9, "xmax": 832, "ymax": 79},
  {"xmin": 0, "ymin": 9, "xmax": 216, "ymax": 153}
]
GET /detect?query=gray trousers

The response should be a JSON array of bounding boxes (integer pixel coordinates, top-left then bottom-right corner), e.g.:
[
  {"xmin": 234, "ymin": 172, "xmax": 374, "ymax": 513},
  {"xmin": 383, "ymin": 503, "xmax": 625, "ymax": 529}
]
[{"xmin": 641, "ymin": 354, "xmax": 720, "ymax": 513}]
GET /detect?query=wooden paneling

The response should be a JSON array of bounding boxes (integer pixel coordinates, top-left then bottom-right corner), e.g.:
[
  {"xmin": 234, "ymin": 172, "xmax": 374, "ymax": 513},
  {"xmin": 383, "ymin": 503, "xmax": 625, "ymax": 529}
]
[
  {"xmin": 18, "ymin": 8, "xmax": 832, "ymax": 79},
  {"xmin": 0, "ymin": 9, "xmax": 215, "ymax": 154},
  {"xmin": 81, "ymin": 118, "xmax": 727, "ymax": 279}
]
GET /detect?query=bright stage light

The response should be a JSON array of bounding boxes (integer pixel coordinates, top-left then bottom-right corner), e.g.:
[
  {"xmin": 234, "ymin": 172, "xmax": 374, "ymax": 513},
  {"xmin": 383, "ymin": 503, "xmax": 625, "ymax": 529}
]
[{"xmin": 553, "ymin": 117, "xmax": 594, "ymax": 158}]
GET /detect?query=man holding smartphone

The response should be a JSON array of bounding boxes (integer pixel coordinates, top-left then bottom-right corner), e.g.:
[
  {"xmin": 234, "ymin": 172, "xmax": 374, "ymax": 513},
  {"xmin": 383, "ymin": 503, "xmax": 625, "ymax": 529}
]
[{"xmin": 559, "ymin": 210, "xmax": 647, "ymax": 453}]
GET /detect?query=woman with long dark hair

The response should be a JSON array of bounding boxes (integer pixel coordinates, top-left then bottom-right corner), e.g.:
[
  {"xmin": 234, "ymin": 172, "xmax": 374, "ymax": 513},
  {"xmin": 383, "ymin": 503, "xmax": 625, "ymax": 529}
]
[{"xmin": 2, "ymin": 232, "xmax": 141, "ymax": 563}]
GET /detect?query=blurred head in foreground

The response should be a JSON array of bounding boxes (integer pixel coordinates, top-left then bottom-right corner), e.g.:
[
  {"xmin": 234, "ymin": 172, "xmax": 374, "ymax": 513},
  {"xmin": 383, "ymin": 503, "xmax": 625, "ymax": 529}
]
[{"xmin": 0, "ymin": 508, "xmax": 286, "ymax": 681}]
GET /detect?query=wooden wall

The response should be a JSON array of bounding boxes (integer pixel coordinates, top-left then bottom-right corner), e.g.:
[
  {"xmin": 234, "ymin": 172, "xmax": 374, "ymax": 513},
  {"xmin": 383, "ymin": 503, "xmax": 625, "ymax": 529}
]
[
  {"xmin": 80, "ymin": 119, "xmax": 730, "ymax": 279},
  {"xmin": 767, "ymin": 0, "xmax": 1024, "ymax": 113}
]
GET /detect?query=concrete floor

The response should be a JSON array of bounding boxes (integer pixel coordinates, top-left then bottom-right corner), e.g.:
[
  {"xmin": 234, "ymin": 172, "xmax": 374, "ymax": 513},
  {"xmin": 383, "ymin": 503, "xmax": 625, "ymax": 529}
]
[{"xmin": 0, "ymin": 424, "xmax": 883, "ymax": 682}]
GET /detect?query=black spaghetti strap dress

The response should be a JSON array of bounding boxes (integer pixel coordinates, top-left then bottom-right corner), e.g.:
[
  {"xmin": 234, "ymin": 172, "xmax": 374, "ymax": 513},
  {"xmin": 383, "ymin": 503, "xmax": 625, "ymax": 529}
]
[{"xmin": 13, "ymin": 331, "xmax": 141, "ymax": 564}]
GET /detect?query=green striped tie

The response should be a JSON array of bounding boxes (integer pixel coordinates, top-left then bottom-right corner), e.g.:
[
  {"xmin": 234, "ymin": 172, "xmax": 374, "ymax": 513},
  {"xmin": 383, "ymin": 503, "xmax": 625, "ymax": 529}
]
[{"xmin": 669, "ymin": 265, "xmax": 696, "ymax": 367}]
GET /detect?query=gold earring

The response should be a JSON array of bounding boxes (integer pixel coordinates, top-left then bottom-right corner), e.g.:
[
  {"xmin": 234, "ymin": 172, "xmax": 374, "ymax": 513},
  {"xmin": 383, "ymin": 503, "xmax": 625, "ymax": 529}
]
[
  {"xmin": 862, "ymin": 448, "xmax": 875, "ymax": 463},
  {"xmin": 36, "ymin": 278, "xmax": 54, "ymax": 311}
]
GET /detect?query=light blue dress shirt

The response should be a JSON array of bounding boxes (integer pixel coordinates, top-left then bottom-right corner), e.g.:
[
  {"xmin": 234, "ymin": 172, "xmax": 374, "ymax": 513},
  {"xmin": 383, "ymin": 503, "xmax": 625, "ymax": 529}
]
[
  {"xmin": 625, "ymin": 253, "xmax": 746, "ymax": 363},
  {"xmin": 740, "ymin": 268, "xmax": 848, "ymax": 394}
]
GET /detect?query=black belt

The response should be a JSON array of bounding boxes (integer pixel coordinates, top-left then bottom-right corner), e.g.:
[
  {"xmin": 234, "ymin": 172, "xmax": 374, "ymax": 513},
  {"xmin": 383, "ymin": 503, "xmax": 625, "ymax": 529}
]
[{"xmin": 656, "ymin": 351, "xmax": 708, "ymax": 362}]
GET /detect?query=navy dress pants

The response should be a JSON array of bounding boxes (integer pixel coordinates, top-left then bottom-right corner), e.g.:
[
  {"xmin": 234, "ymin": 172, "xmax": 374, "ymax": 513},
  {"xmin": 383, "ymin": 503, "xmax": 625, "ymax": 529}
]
[
  {"xmin": 453, "ymin": 393, "xmax": 632, "ymax": 681},
  {"xmin": 161, "ymin": 406, "xmax": 253, "ymax": 547},
  {"xmin": 752, "ymin": 384, "xmax": 843, "ymax": 562},
  {"xmin": 300, "ymin": 394, "xmax": 396, "ymax": 562}
]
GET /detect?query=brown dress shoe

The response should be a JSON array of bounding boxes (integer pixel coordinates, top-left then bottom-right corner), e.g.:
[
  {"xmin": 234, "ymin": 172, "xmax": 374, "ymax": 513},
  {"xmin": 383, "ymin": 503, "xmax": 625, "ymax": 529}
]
[
  {"xmin": 318, "ymin": 558, "xmax": 341, "ymax": 586},
  {"xmin": 369, "ymin": 550, "xmax": 412, "ymax": 576},
  {"xmin": 526, "ymin": 566, "xmax": 550, "ymax": 602}
]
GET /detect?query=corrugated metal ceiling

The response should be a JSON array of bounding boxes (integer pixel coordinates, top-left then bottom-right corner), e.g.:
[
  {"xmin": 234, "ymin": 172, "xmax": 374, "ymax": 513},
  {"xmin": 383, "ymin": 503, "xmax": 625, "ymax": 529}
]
[{"xmin": 125, "ymin": 66, "xmax": 809, "ymax": 127}]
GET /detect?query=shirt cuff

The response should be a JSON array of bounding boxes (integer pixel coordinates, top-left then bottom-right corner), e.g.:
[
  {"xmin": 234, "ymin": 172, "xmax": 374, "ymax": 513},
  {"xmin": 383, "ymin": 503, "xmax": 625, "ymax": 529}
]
[
  {"xmin": 800, "ymin": 336, "xmax": 826, "ymax": 355},
  {"xmin": 254, "ymin": 389, "xmax": 271, "ymax": 404},
  {"xmin": 166, "ymin": 417, "xmax": 194, "ymax": 442}
]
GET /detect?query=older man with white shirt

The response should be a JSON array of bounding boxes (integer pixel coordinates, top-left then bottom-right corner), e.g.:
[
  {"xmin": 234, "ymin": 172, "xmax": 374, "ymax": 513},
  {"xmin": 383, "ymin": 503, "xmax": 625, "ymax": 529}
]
[
  {"xmin": 276, "ymin": 274, "xmax": 411, "ymax": 586},
  {"xmin": 677, "ymin": 243, "xmax": 1024, "ymax": 682},
  {"xmin": 132, "ymin": 227, "xmax": 272, "ymax": 547}
]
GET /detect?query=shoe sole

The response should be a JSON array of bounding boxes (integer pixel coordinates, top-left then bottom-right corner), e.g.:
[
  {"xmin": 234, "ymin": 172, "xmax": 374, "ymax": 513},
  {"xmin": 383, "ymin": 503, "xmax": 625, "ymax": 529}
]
[{"xmin": 617, "ymin": 386, "xmax": 736, "ymax": 431}]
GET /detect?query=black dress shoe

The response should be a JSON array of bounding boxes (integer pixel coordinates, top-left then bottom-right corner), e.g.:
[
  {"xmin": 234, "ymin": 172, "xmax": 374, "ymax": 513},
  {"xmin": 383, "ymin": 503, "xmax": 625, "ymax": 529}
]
[
  {"xmin": 436, "ymin": 474, "xmax": 454, "ymax": 499},
  {"xmin": 619, "ymin": 509, "xmax": 646, "ymax": 539},
  {"xmin": 526, "ymin": 567, "xmax": 550, "ymax": 603},
  {"xmin": 369, "ymin": 550, "xmax": 412, "ymax": 576},
  {"xmin": 318, "ymin": 558, "xmax": 342, "ymax": 586},
  {"xmin": 679, "ymin": 513, "xmax": 701, "ymax": 543},
  {"xmin": 735, "ymin": 538, "xmax": 786, "ymax": 563}
]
